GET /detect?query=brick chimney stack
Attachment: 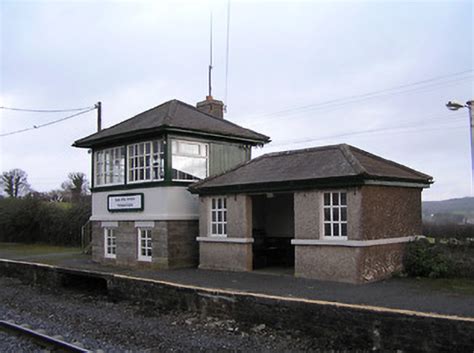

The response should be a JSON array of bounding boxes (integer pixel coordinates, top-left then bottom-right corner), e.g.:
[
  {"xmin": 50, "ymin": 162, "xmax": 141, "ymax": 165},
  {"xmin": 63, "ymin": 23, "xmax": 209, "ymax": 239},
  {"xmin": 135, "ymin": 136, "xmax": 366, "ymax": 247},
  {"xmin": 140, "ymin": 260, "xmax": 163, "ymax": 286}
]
[{"xmin": 196, "ymin": 96, "xmax": 224, "ymax": 119}]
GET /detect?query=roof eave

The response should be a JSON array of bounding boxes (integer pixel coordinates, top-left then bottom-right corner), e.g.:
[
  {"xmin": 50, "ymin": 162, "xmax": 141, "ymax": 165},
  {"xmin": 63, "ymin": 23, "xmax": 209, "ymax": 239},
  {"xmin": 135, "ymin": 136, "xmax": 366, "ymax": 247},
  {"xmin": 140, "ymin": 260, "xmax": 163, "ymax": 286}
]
[
  {"xmin": 189, "ymin": 175, "xmax": 433, "ymax": 195},
  {"xmin": 189, "ymin": 176, "xmax": 367, "ymax": 195},
  {"xmin": 362, "ymin": 175, "xmax": 433, "ymax": 188},
  {"xmin": 73, "ymin": 126, "xmax": 270, "ymax": 148}
]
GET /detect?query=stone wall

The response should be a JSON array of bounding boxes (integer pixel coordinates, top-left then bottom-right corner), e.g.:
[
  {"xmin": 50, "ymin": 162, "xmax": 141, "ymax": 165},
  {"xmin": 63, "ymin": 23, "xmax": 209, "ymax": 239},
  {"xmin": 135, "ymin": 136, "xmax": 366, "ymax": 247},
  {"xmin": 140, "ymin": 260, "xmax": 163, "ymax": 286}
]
[
  {"xmin": 1, "ymin": 259, "xmax": 472, "ymax": 352},
  {"xmin": 168, "ymin": 221, "xmax": 199, "ymax": 268},
  {"xmin": 360, "ymin": 243, "xmax": 405, "ymax": 282},
  {"xmin": 198, "ymin": 195, "xmax": 253, "ymax": 238},
  {"xmin": 295, "ymin": 242, "xmax": 406, "ymax": 283},
  {"xmin": 294, "ymin": 191, "xmax": 321, "ymax": 240},
  {"xmin": 197, "ymin": 195, "xmax": 253, "ymax": 272},
  {"xmin": 199, "ymin": 242, "xmax": 253, "ymax": 271},
  {"xmin": 360, "ymin": 185, "xmax": 422, "ymax": 240},
  {"xmin": 292, "ymin": 186, "xmax": 421, "ymax": 283},
  {"xmin": 295, "ymin": 245, "xmax": 361, "ymax": 282},
  {"xmin": 91, "ymin": 221, "xmax": 104, "ymax": 264},
  {"xmin": 226, "ymin": 195, "xmax": 252, "ymax": 238},
  {"xmin": 294, "ymin": 188, "xmax": 362, "ymax": 240},
  {"xmin": 91, "ymin": 220, "xmax": 198, "ymax": 269}
]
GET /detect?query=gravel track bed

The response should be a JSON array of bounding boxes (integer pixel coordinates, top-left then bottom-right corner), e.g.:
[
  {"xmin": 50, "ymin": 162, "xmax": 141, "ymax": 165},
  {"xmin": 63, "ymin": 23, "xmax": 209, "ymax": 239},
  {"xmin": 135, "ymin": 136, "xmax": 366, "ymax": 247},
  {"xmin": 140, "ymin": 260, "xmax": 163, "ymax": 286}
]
[
  {"xmin": 0, "ymin": 331, "xmax": 44, "ymax": 353},
  {"xmin": 0, "ymin": 277, "xmax": 322, "ymax": 352}
]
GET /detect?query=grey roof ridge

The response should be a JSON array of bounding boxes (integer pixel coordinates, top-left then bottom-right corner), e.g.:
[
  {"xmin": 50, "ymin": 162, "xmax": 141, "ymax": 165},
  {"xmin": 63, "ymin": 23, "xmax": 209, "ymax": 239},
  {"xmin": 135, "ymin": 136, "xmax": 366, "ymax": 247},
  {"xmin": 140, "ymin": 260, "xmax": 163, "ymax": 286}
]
[
  {"xmin": 173, "ymin": 100, "xmax": 271, "ymax": 142},
  {"xmin": 163, "ymin": 99, "xmax": 179, "ymax": 126},
  {"xmin": 189, "ymin": 152, "xmax": 271, "ymax": 191},
  {"xmin": 338, "ymin": 144, "xmax": 368, "ymax": 176},
  {"xmin": 74, "ymin": 99, "xmax": 176, "ymax": 144},
  {"xmin": 346, "ymin": 144, "xmax": 433, "ymax": 181},
  {"xmin": 255, "ymin": 143, "xmax": 347, "ymax": 159}
]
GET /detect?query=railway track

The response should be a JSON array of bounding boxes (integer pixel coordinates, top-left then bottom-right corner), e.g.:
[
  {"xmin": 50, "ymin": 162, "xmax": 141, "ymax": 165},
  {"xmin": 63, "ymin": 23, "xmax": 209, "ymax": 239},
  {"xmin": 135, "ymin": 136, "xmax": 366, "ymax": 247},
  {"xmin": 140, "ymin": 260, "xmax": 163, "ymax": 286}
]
[{"xmin": 0, "ymin": 320, "xmax": 93, "ymax": 352}]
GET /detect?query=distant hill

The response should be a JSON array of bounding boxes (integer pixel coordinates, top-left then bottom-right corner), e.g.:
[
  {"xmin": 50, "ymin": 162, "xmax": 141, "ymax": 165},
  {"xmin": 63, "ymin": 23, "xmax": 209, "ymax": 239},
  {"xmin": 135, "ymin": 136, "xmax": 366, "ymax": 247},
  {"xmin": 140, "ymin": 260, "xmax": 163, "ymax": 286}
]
[{"xmin": 422, "ymin": 197, "xmax": 474, "ymax": 218}]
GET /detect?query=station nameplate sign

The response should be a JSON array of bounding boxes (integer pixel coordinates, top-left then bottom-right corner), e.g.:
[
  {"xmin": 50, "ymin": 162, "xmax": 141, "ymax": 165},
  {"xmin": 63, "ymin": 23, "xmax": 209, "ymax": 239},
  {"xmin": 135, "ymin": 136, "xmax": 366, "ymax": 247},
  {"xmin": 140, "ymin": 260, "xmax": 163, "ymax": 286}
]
[{"xmin": 108, "ymin": 193, "xmax": 144, "ymax": 212}]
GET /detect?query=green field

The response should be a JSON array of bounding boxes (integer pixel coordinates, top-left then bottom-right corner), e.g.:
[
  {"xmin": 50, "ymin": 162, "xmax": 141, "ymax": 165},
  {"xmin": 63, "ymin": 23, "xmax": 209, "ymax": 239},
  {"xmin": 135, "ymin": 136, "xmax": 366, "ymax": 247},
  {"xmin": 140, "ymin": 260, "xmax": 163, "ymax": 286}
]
[{"xmin": 0, "ymin": 242, "xmax": 80, "ymax": 255}]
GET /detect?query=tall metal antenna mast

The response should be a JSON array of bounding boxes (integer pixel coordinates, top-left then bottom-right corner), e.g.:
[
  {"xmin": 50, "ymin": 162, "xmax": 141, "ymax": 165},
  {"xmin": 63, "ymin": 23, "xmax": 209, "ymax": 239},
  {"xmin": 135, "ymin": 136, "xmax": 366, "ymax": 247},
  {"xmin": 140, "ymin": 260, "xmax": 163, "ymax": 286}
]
[
  {"xmin": 208, "ymin": 11, "xmax": 213, "ymax": 97},
  {"xmin": 224, "ymin": 0, "xmax": 231, "ymax": 110}
]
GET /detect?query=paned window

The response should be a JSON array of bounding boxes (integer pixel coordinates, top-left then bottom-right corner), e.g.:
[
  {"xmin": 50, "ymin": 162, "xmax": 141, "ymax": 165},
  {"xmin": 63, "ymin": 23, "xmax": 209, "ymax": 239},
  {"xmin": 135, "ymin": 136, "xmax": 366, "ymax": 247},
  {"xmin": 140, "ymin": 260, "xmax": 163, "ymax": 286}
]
[
  {"xmin": 138, "ymin": 229, "xmax": 152, "ymax": 261},
  {"xmin": 128, "ymin": 140, "xmax": 164, "ymax": 183},
  {"xmin": 210, "ymin": 197, "xmax": 227, "ymax": 236},
  {"xmin": 323, "ymin": 192, "xmax": 348, "ymax": 238},
  {"xmin": 172, "ymin": 139, "xmax": 208, "ymax": 181},
  {"xmin": 95, "ymin": 147, "xmax": 125, "ymax": 186},
  {"xmin": 104, "ymin": 228, "xmax": 116, "ymax": 258}
]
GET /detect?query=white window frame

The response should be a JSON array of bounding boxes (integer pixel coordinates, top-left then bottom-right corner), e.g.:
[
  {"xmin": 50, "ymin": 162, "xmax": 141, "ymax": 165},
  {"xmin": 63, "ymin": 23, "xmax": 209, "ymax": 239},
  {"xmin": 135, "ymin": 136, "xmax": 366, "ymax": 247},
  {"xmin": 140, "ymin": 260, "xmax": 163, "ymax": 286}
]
[
  {"xmin": 95, "ymin": 147, "xmax": 125, "ymax": 186},
  {"xmin": 104, "ymin": 228, "xmax": 117, "ymax": 259},
  {"xmin": 209, "ymin": 197, "xmax": 227, "ymax": 237},
  {"xmin": 127, "ymin": 140, "xmax": 164, "ymax": 184},
  {"xmin": 171, "ymin": 139, "xmax": 209, "ymax": 182},
  {"xmin": 137, "ymin": 228, "xmax": 152, "ymax": 262},
  {"xmin": 322, "ymin": 191, "xmax": 348, "ymax": 240}
]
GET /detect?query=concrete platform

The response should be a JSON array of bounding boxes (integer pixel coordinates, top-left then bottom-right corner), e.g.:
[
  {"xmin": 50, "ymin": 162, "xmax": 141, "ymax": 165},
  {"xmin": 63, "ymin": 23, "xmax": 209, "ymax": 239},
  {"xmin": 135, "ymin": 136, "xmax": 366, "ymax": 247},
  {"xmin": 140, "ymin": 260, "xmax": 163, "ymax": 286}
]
[
  {"xmin": 1, "ymin": 257, "xmax": 473, "ymax": 352},
  {"xmin": 1, "ymin": 252, "xmax": 473, "ymax": 319}
]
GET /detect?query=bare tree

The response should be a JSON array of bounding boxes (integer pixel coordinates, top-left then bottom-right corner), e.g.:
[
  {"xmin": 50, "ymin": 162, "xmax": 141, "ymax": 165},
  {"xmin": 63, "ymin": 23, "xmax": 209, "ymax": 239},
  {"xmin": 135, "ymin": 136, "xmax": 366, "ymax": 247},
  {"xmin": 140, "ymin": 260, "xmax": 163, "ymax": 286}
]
[
  {"xmin": 2, "ymin": 169, "xmax": 31, "ymax": 198},
  {"xmin": 61, "ymin": 172, "xmax": 89, "ymax": 203},
  {"xmin": 47, "ymin": 189, "xmax": 65, "ymax": 202}
]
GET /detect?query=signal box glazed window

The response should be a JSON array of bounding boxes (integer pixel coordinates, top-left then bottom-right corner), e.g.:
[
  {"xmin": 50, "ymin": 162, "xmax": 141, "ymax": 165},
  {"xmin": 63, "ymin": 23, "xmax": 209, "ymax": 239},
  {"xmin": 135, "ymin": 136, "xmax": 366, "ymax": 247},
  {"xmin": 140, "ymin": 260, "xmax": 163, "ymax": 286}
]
[
  {"xmin": 172, "ymin": 139, "xmax": 208, "ymax": 181},
  {"xmin": 128, "ymin": 140, "xmax": 165, "ymax": 183},
  {"xmin": 210, "ymin": 197, "xmax": 227, "ymax": 236},
  {"xmin": 323, "ymin": 191, "xmax": 348, "ymax": 239},
  {"xmin": 95, "ymin": 147, "xmax": 125, "ymax": 186},
  {"xmin": 137, "ymin": 228, "xmax": 152, "ymax": 262},
  {"xmin": 104, "ymin": 228, "xmax": 116, "ymax": 258}
]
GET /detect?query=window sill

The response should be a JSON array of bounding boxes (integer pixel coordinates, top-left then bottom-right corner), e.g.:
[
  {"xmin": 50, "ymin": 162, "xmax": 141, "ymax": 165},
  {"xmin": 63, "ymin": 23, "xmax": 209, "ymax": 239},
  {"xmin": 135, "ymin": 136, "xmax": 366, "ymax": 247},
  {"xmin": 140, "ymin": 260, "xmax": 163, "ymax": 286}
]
[
  {"xmin": 197, "ymin": 237, "xmax": 254, "ymax": 244},
  {"xmin": 172, "ymin": 179, "xmax": 201, "ymax": 183},
  {"xmin": 137, "ymin": 257, "xmax": 152, "ymax": 262},
  {"xmin": 323, "ymin": 236, "xmax": 348, "ymax": 241},
  {"xmin": 128, "ymin": 179, "xmax": 164, "ymax": 184},
  {"xmin": 96, "ymin": 182, "xmax": 125, "ymax": 187},
  {"xmin": 291, "ymin": 236, "xmax": 420, "ymax": 247}
]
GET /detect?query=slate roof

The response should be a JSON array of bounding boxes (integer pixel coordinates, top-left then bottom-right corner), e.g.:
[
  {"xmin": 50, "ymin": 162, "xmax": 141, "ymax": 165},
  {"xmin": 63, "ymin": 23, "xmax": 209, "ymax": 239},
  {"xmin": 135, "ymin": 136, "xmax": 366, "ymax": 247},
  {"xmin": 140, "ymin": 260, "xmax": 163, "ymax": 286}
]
[
  {"xmin": 73, "ymin": 99, "xmax": 270, "ymax": 147},
  {"xmin": 189, "ymin": 144, "xmax": 433, "ymax": 193}
]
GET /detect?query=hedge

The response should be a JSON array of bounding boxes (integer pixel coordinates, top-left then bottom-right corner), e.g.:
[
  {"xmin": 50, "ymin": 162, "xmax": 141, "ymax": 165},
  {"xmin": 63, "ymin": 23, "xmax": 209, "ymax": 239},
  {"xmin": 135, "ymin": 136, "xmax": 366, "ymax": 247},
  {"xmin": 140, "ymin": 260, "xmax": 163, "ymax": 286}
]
[
  {"xmin": 404, "ymin": 238, "xmax": 474, "ymax": 279},
  {"xmin": 0, "ymin": 197, "xmax": 91, "ymax": 246},
  {"xmin": 422, "ymin": 222, "xmax": 474, "ymax": 240}
]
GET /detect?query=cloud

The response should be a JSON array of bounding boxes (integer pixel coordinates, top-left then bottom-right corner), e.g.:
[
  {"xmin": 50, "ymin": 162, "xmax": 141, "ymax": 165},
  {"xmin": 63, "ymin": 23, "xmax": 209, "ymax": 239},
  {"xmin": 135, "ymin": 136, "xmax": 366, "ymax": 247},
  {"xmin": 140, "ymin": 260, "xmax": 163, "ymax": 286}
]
[{"xmin": 0, "ymin": 0, "xmax": 472, "ymax": 201}]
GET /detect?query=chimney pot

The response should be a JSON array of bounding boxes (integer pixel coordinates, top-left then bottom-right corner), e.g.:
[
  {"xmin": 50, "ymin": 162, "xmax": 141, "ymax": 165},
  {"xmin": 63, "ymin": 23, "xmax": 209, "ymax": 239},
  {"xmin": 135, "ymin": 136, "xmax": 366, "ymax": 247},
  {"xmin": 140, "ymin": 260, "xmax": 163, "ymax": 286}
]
[{"xmin": 197, "ymin": 96, "xmax": 224, "ymax": 119}]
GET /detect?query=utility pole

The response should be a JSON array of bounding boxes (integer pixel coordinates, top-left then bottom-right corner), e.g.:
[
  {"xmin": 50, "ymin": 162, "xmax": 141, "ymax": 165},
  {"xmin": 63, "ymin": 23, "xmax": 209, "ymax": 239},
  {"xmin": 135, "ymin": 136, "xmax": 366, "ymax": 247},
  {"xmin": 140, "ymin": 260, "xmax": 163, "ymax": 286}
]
[
  {"xmin": 446, "ymin": 99, "xmax": 474, "ymax": 194},
  {"xmin": 96, "ymin": 101, "xmax": 102, "ymax": 132}
]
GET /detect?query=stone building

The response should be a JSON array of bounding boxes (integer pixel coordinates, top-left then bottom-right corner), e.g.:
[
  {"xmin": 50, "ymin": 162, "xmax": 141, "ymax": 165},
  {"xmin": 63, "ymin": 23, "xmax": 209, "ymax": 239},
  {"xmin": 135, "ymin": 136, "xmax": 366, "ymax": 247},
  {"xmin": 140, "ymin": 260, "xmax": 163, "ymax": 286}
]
[
  {"xmin": 189, "ymin": 144, "xmax": 433, "ymax": 283},
  {"xmin": 74, "ymin": 96, "xmax": 432, "ymax": 283},
  {"xmin": 73, "ymin": 97, "xmax": 269, "ymax": 268}
]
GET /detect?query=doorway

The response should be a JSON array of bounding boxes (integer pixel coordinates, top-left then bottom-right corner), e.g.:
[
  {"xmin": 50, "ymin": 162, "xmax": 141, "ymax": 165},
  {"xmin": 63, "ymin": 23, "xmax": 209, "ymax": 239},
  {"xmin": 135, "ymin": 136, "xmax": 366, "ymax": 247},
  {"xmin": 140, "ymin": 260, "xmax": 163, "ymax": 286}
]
[{"xmin": 251, "ymin": 193, "xmax": 295, "ymax": 273}]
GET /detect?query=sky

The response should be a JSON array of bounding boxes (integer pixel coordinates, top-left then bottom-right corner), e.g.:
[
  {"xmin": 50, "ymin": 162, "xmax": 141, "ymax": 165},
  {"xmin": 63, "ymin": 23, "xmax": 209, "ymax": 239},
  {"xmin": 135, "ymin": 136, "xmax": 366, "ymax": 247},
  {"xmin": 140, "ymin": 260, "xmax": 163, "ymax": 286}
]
[{"xmin": 0, "ymin": 0, "xmax": 472, "ymax": 201}]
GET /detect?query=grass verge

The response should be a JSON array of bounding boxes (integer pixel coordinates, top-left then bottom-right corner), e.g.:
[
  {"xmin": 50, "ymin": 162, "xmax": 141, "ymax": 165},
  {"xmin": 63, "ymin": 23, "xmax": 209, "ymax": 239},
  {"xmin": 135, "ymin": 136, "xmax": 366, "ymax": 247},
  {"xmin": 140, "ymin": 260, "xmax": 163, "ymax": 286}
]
[{"xmin": 0, "ymin": 242, "xmax": 81, "ymax": 257}]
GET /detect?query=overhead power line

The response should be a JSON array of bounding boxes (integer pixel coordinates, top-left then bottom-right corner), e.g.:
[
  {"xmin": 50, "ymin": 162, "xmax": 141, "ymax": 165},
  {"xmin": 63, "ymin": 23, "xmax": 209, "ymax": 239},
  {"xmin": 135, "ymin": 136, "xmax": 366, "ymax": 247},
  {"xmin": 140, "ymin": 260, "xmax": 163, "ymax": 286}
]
[
  {"xmin": 239, "ymin": 70, "xmax": 473, "ymax": 126},
  {"xmin": 0, "ymin": 105, "xmax": 95, "ymax": 113},
  {"xmin": 268, "ymin": 113, "xmax": 465, "ymax": 148},
  {"xmin": 0, "ymin": 107, "xmax": 96, "ymax": 137}
]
